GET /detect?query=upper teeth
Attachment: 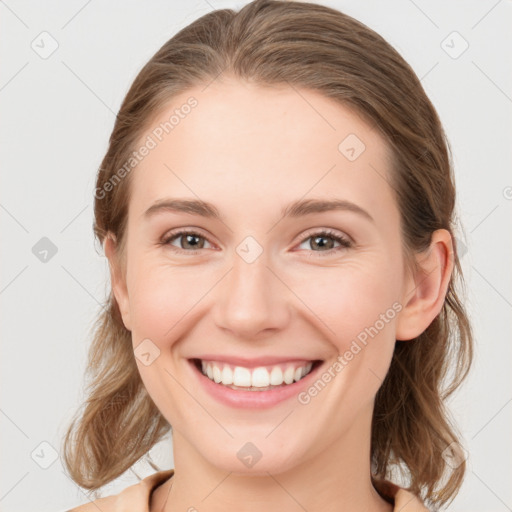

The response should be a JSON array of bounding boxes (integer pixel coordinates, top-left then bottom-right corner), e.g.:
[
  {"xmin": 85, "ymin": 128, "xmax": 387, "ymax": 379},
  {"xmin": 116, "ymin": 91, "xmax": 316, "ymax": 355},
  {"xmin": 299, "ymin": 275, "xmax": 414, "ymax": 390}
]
[{"xmin": 201, "ymin": 360, "xmax": 314, "ymax": 387}]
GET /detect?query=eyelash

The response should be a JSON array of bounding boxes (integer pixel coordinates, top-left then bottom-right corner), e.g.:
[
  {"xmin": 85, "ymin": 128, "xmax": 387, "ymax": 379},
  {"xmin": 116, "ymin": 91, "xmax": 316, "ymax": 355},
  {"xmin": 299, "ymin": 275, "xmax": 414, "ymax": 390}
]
[{"xmin": 160, "ymin": 228, "xmax": 353, "ymax": 257}]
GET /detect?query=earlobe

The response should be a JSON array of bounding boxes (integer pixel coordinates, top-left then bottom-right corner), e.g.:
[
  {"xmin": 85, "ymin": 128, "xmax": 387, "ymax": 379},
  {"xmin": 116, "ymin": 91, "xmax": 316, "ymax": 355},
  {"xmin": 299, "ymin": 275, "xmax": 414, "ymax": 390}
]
[
  {"xmin": 395, "ymin": 229, "xmax": 454, "ymax": 341},
  {"xmin": 104, "ymin": 233, "xmax": 132, "ymax": 331}
]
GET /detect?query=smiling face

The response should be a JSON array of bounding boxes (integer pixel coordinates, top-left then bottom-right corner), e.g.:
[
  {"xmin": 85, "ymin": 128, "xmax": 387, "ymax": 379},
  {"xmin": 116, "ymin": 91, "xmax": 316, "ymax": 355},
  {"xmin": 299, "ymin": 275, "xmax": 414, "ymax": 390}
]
[{"xmin": 107, "ymin": 77, "xmax": 416, "ymax": 475}]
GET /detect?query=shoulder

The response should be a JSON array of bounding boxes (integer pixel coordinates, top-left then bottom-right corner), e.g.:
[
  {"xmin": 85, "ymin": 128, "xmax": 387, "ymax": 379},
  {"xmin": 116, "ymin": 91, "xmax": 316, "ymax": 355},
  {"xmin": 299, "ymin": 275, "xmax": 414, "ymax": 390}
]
[
  {"xmin": 374, "ymin": 478, "xmax": 431, "ymax": 511},
  {"xmin": 67, "ymin": 471, "xmax": 428, "ymax": 512},
  {"xmin": 394, "ymin": 488, "xmax": 430, "ymax": 511},
  {"xmin": 67, "ymin": 470, "xmax": 175, "ymax": 512},
  {"xmin": 67, "ymin": 492, "xmax": 117, "ymax": 512}
]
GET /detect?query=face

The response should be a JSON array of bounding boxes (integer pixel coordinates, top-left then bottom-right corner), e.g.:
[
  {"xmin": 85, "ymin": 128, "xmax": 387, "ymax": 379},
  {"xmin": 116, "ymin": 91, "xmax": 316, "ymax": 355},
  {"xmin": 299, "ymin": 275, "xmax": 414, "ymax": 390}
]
[{"xmin": 109, "ymin": 77, "xmax": 415, "ymax": 475}]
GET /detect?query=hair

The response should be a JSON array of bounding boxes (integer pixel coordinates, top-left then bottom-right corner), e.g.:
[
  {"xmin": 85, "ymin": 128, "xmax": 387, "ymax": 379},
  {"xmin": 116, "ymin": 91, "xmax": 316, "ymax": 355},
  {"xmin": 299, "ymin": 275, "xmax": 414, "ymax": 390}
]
[{"xmin": 61, "ymin": 0, "xmax": 473, "ymax": 507}]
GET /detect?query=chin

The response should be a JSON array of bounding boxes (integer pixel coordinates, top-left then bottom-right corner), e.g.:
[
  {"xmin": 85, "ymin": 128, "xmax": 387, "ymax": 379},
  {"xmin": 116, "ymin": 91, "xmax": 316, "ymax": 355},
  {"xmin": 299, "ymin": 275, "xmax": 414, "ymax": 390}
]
[{"xmin": 196, "ymin": 436, "xmax": 308, "ymax": 477}]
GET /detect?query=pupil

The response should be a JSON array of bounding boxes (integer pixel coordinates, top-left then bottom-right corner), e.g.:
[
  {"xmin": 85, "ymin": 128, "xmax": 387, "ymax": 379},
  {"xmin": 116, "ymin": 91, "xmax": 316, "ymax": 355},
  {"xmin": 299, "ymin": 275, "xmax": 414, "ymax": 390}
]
[
  {"xmin": 181, "ymin": 235, "xmax": 335, "ymax": 251},
  {"xmin": 313, "ymin": 235, "xmax": 332, "ymax": 250},
  {"xmin": 185, "ymin": 234, "xmax": 202, "ymax": 249}
]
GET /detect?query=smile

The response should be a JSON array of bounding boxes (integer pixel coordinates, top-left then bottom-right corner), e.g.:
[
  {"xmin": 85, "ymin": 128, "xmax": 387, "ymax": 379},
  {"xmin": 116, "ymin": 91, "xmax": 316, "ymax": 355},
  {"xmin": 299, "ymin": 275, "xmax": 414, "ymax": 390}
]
[
  {"xmin": 197, "ymin": 359, "xmax": 315, "ymax": 390},
  {"xmin": 189, "ymin": 357, "xmax": 324, "ymax": 408}
]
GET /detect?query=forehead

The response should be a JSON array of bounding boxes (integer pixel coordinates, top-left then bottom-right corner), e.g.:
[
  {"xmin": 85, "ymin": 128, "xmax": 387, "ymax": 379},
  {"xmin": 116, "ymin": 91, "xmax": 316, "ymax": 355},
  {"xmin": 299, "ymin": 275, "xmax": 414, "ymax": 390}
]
[{"xmin": 129, "ymin": 77, "xmax": 397, "ymax": 223}]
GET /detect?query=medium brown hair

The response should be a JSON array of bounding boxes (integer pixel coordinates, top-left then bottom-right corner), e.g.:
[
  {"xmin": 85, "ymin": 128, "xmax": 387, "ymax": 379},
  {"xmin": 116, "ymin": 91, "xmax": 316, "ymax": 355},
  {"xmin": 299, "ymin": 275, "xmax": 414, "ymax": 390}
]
[{"xmin": 61, "ymin": 0, "xmax": 473, "ymax": 507}]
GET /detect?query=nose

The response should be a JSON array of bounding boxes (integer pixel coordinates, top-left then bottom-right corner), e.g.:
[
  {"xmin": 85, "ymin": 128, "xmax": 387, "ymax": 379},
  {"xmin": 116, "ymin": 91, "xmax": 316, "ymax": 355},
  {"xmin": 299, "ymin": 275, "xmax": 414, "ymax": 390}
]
[{"xmin": 213, "ymin": 249, "xmax": 290, "ymax": 340}]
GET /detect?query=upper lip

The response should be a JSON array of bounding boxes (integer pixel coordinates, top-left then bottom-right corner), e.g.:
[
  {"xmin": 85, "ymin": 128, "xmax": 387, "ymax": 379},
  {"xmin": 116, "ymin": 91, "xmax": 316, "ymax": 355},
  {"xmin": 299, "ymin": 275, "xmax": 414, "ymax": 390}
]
[{"xmin": 190, "ymin": 355, "xmax": 321, "ymax": 368}]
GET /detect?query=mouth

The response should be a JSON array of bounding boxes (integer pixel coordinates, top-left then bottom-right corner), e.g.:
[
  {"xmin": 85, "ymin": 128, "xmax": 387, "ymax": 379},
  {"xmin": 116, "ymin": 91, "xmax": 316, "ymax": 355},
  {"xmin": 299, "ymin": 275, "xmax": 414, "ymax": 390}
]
[{"xmin": 190, "ymin": 358, "xmax": 323, "ymax": 392}]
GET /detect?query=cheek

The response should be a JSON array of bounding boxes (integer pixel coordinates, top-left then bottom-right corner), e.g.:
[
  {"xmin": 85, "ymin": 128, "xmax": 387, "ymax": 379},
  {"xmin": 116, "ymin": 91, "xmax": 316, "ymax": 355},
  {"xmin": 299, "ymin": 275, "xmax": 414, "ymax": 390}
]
[
  {"xmin": 125, "ymin": 262, "xmax": 209, "ymax": 424},
  {"xmin": 290, "ymin": 259, "xmax": 402, "ymax": 345},
  {"xmin": 127, "ymin": 261, "xmax": 207, "ymax": 343},
  {"xmin": 291, "ymin": 267, "xmax": 401, "ymax": 415}
]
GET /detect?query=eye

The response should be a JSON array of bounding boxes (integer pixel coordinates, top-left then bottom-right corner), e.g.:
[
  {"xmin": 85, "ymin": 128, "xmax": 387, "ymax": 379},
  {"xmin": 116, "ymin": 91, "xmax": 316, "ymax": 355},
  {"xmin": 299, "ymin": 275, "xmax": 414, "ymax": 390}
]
[
  {"xmin": 296, "ymin": 229, "xmax": 352, "ymax": 256},
  {"xmin": 160, "ymin": 228, "xmax": 352, "ymax": 257},
  {"xmin": 160, "ymin": 229, "xmax": 214, "ymax": 254}
]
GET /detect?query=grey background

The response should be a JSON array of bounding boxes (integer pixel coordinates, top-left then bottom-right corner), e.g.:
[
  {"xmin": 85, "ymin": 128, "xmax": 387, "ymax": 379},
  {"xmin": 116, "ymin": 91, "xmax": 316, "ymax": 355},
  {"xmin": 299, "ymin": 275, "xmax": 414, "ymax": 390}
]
[{"xmin": 1, "ymin": 1, "xmax": 511, "ymax": 510}]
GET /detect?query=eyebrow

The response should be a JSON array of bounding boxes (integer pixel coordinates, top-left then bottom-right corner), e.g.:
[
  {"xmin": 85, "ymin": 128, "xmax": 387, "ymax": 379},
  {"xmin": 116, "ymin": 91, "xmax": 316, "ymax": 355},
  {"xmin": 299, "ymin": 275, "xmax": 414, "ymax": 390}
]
[{"xmin": 143, "ymin": 197, "xmax": 374, "ymax": 223}]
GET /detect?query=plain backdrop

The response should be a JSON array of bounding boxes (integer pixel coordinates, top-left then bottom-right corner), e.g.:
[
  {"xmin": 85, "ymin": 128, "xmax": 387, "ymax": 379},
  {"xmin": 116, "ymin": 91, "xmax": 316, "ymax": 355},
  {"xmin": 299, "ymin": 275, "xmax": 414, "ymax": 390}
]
[{"xmin": 1, "ymin": 1, "xmax": 511, "ymax": 511}]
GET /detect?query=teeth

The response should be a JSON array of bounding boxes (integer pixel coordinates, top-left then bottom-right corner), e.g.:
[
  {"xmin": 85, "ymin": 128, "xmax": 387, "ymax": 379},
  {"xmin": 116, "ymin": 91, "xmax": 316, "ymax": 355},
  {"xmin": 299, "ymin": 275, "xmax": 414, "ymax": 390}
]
[
  {"xmin": 283, "ymin": 366, "xmax": 295, "ymax": 384},
  {"xmin": 221, "ymin": 365, "xmax": 233, "ymax": 385},
  {"xmin": 232, "ymin": 366, "xmax": 251, "ymax": 387},
  {"xmin": 213, "ymin": 365, "xmax": 222, "ymax": 383},
  {"xmin": 251, "ymin": 367, "xmax": 270, "ymax": 387},
  {"xmin": 269, "ymin": 366, "xmax": 283, "ymax": 385},
  {"xmin": 200, "ymin": 360, "xmax": 314, "ymax": 389}
]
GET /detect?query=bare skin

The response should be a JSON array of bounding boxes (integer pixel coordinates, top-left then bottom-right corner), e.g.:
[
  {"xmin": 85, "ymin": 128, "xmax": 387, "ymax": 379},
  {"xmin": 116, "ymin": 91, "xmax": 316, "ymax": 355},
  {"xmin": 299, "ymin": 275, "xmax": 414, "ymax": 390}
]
[{"xmin": 105, "ymin": 76, "xmax": 453, "ymax": 512}]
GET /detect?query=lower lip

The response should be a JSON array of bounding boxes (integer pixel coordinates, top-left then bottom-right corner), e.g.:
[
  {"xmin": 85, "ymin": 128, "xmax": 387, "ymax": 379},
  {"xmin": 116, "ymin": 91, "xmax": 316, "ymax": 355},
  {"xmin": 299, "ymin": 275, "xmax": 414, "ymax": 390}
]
[{"xmin": 188, "ymin": 359, "xmax": 323, "ymax": 409}]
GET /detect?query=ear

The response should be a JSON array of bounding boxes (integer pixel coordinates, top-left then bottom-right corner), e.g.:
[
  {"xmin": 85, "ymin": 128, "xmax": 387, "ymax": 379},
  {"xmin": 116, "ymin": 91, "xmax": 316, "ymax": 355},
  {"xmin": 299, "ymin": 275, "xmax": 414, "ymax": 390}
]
[
  {"xmin": 395, "ymin": 229, "xmax": 454, "ymax": 341},
  {"xmin": 104, "ymin": 233, "xmax": 132, "ymax": 331}
]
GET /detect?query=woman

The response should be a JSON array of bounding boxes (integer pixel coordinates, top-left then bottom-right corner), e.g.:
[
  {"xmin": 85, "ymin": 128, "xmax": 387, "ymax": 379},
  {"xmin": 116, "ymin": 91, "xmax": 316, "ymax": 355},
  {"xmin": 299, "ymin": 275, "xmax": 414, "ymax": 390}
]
[{"xmin": 62, "ymin": 1, "xmax": 473, "ymax": 510}]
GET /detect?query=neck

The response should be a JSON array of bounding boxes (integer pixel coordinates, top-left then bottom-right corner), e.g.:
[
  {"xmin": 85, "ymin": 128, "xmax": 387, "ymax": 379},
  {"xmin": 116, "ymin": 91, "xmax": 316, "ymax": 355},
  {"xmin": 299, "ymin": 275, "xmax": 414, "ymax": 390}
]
[{"xmin": 154, "ymin": 409, "xmax": 392, "ymax": 512}]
